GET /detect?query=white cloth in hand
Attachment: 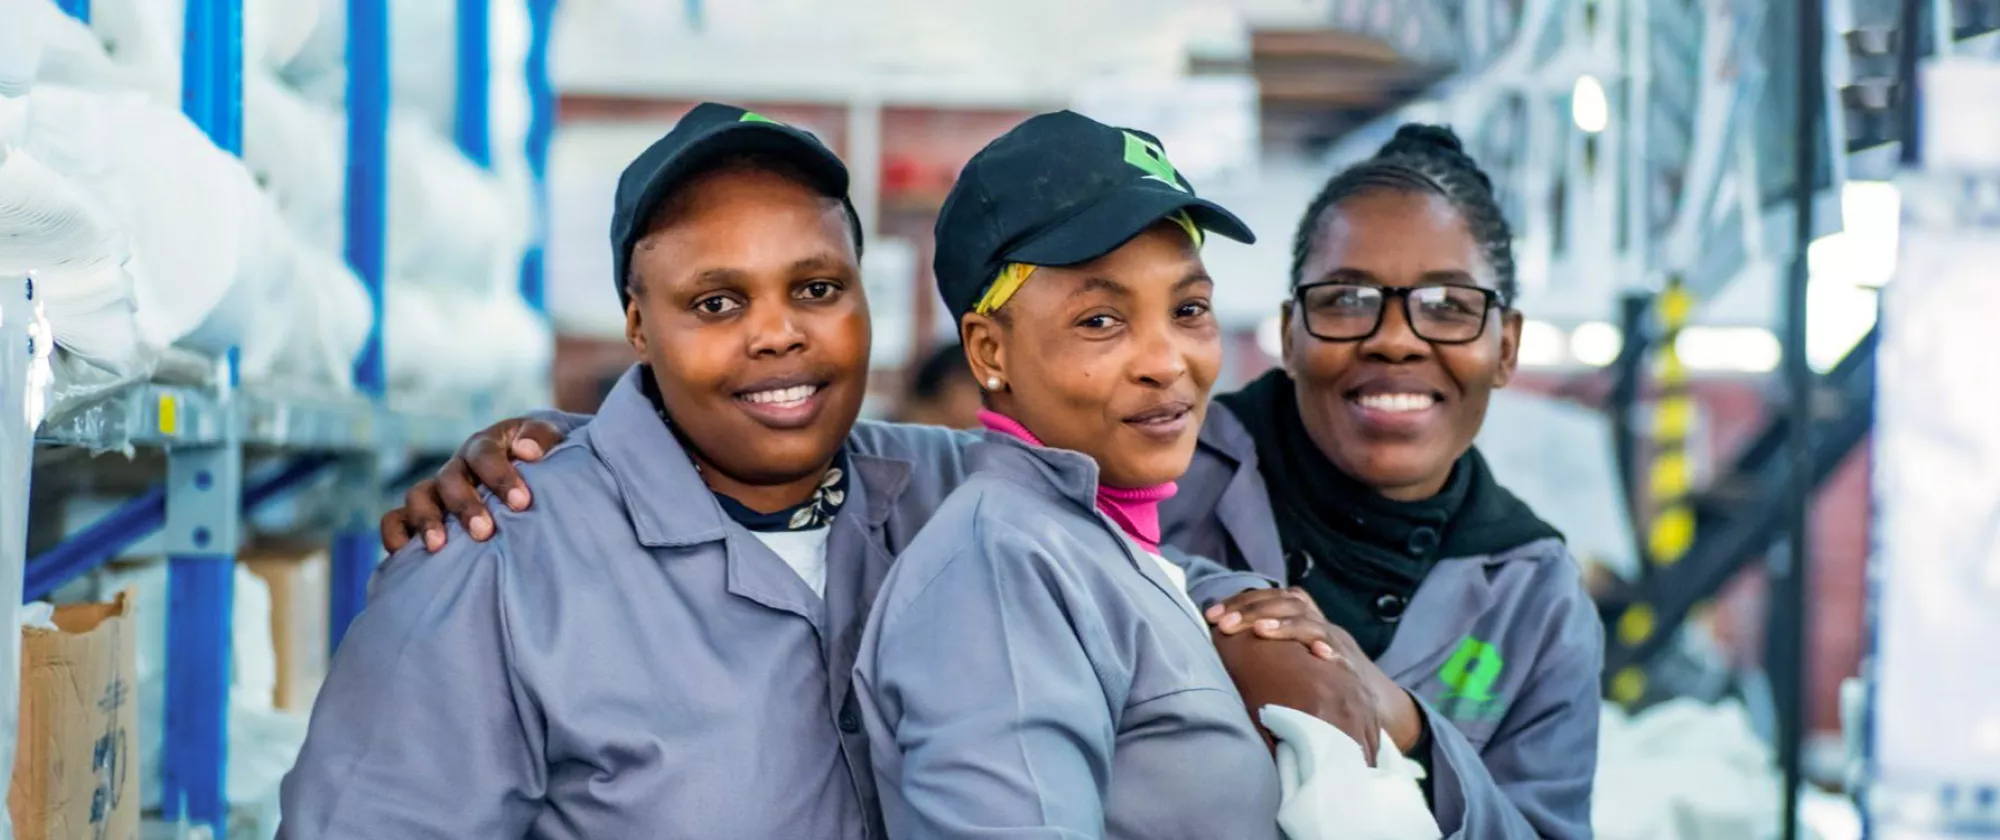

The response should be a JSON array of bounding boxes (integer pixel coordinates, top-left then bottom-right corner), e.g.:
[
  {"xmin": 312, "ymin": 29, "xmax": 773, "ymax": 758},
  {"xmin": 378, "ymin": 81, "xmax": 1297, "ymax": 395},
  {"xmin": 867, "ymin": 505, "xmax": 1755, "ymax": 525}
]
[{"xmin": 1259, "ymin": 705, "xmax": 1442, "ymax": 840}]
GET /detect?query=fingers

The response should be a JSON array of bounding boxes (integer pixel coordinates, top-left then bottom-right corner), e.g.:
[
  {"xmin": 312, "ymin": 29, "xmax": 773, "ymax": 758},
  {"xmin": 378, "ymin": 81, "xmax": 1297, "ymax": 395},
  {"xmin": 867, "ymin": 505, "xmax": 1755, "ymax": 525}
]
[
  {"xmin": 463, "ymin": 438, "xmax": 531, "ymax": 514},
  {"xmin": 509, "ymin": 419, "xmax": 566, "ymax": 463},
  {"xmin": 379, "ymin": 509, "xmax": 413, "ymax": 554},
  {"xmin": 1206, "ymin": 588, "xmax": 1324, "ymax": 639},
  {"xmin": 434, "ymin": 459, "xmax": 496, "ymax": 541},
  {"xmin": 401, "ymin": 478, "xmax": 452, "ymax": 550}
]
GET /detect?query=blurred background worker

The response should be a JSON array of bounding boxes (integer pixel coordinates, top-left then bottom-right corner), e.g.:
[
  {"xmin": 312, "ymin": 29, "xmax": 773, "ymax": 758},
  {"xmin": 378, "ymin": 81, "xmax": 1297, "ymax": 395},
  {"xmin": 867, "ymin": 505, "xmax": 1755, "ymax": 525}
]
[
  {"xmin": 9, "ymin": 1, "xmax": 1996, "ymax": 839},
  {"xmin": 890, "ymin": 342, "xmax": 982, "ymax": 429}
]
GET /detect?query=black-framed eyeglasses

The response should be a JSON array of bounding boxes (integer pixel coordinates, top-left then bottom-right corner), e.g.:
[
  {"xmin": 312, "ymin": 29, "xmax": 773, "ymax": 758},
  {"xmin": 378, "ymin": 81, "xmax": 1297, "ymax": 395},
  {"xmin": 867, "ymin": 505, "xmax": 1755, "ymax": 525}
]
[{"xmin": 1292, "ymin": 282, "xmax": 1507, "ymax": 344}]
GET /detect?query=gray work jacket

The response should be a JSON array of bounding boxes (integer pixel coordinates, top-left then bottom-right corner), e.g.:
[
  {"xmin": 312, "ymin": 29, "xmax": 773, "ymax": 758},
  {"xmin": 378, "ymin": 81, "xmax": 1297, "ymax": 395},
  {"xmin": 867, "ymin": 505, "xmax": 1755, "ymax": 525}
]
[
  {"xmin": 278, "ymin": 369, "xmax": 1268, "ymax": 839},
  {"xmin": 1161, "ymin": 404, "xmax": 1604, "ymax": 839},
  {"xmin": 278, "ymin": 368, "xmax": 971, "ymax": 840},
  {"xmin": 855, "ymin": 433, "xmax": 1284, "ymax": 840}
]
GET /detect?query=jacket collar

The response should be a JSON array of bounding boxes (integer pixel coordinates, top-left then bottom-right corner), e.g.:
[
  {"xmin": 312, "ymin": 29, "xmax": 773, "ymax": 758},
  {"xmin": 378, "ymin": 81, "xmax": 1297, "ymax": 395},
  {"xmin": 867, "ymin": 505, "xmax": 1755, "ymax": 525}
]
[
  {"xmin": 584, "ymin": 366, "xmax": 909, "ymax": 548},
  {"xmin": 967, "ymin": 430, "xmax": 1102, "ymax": 511}
]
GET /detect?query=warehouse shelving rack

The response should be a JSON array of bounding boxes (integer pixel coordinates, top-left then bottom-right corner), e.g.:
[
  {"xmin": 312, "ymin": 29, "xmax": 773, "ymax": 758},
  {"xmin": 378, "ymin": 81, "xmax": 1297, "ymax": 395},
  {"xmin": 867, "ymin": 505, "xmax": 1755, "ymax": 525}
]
[{"xmin": 0, "ymin": 0, "xmax": 558, "ymax": 833}]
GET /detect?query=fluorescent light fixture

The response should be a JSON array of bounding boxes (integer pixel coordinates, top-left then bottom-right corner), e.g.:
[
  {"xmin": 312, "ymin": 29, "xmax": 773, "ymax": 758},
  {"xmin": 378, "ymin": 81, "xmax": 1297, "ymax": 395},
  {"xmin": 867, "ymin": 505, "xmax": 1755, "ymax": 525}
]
[
  {"xmin": 1807, "ymin": 181, "xmax": 1902, "ymax": 288},
  {"xmin": 1676, "ymin": 327, "xmax": 1781, "ymax": 373},
  {"xmin": 1569, "ymin": 321, "xmax": 1623, "ymax": 367},
  {"xmin": 1571, "ymin": 75, "xmax": 1610, "ymax": 134},
  {"xmin": 1807, "ymin": 276, "xmax": 1880, "ymax": 373},
  {"xmin": 1518, "ymin": 320, "xmax": 1567, "ymax": 367}
]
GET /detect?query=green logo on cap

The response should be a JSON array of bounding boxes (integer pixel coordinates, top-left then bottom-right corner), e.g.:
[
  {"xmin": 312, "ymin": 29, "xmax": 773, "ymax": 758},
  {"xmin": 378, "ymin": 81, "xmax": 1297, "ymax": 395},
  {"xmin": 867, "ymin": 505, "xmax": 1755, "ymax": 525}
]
[
  {"xmin": 1123, "ymin": 131, "xmax": 1188, "ymax": 193},
  {"xmin": 739, "ymin": 111, "xmax": 781, "ymax": 125}
]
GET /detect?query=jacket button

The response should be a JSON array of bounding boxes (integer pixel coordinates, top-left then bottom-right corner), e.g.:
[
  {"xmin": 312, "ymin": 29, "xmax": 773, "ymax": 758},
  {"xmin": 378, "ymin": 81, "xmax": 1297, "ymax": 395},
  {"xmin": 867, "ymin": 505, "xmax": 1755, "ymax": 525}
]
[
  {"xmin": 838, "ymin": 710, "xmax": 861, "ymax": 734},
  {"xmin": 1406, "ymin": 527, "xmax": 1440, "ymax": 556},
  {"xmin": 1374, "ymin": 593, "xmax": 1408, "ymax": 622}
]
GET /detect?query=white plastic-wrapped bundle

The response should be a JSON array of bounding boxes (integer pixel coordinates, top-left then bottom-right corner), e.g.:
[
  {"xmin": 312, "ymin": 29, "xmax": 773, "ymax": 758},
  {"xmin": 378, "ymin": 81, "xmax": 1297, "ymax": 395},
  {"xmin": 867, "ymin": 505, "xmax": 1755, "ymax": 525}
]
[
  {"xmin": 0, "ymin": 0, "xmax": 42, "ymax": 100},
  {"xmin": 83, "ymin": 0, "xmax": 326, "ymax": 104},
  {"xmin": 185, "ymin": 185, "xmax": 370, "ymax": 392},
  {"xmin": 0, "ymin": 146, "xmax": 156, "ymax": 404},
  {"xmin": 22, "ymin": 84, "xmax": 260, "ymax": 350},
  {"xmin": 19, "ymin": 0, "xmax": 154, "ymax": 94},
  {"xmin": 383, "ymin": 281, "xmax": 548, "ymax": 401},
  {"xmin": 388, "ymin": 110, "xmax": 525, "ymax": 296},
  {"xmin": 243, "ymin": 65, "xmax": 346, "ymax": 254},
  {"xmin": 1592, "ymin": 699, "xmax": 1782, "ymax": 840}
]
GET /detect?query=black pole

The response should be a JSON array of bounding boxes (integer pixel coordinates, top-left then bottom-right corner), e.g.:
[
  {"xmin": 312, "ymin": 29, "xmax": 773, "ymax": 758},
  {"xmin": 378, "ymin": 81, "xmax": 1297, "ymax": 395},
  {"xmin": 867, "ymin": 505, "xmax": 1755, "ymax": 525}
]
[
  {"xmin": 1775, "ymin": 1, "xmax": 1823, "ymax": 838},
  {"xmin": 1610, "ymin": 291, "xmax": 1652, "ymax": 559},
  {"xmin": 1896, "ymin": 0, "xmax": 1925, "ymax": 166}
]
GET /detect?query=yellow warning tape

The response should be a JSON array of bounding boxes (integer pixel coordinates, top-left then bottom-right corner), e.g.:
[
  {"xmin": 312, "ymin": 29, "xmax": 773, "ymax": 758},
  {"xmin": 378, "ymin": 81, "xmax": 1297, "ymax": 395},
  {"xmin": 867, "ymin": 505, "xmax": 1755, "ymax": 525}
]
[
  {"xmin": 1613, "ymin": 276, "xmax": 1700, "ymax": 709},
  {"xmin": 1646, "ymin": 276, "xmax": 1696, "ymax": 567}
]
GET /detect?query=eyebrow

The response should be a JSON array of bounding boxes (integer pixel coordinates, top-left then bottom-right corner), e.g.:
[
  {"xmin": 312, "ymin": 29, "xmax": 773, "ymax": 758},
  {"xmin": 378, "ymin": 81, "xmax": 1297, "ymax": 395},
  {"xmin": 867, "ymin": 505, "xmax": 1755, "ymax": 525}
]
[
  {"xmin": 670, "ymin": 252, "xmax": 853, "ymax": 290},
  {"xmin": 1070, "ymin": 276, "xmax": 1132, "ymax": 300},
  {"xmin": 1316, "ymin": 267, "xmax": 1482, "ymax": 286},
  {"xmin": 789, "ymin": 253, "xmax": 854, "ymax": 276},
  {"xmin": 1067, "ymin": 270, "xmax": 1212, "ymax": 302}
]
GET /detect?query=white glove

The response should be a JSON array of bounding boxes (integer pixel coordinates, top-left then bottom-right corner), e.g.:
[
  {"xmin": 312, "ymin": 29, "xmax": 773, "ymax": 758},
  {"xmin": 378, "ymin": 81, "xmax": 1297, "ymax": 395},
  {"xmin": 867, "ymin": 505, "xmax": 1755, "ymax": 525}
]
[{"xmin": 1260, "ymin": 704, "xmax": 1442, "ymax": 840}]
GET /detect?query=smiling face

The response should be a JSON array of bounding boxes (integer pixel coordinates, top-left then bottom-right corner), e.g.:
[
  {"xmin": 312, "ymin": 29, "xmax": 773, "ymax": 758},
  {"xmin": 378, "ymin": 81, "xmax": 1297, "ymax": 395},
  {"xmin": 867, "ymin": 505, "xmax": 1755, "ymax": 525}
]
[
  {"xmin": 1283, "ymin": 189, "xmax": 1522, "ymax": 501},
  {"xmin": 624, "ymin": 164, "xmax": 870, "ymax": 510},
  {"xmin": 962, "ymin": 223, "xmax": 1221, "ymax": 488}
]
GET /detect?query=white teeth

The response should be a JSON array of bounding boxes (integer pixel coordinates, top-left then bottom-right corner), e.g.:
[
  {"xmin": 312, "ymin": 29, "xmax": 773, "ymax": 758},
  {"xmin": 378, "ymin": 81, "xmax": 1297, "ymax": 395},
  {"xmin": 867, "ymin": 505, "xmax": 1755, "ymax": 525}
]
[
  {"xmin": 1356, "ymin": 393, "xmax": 1437, "ymax": 413},
  {"xmin": 742, "ymin": 385, "xmax": 818, "ymax": 406}
]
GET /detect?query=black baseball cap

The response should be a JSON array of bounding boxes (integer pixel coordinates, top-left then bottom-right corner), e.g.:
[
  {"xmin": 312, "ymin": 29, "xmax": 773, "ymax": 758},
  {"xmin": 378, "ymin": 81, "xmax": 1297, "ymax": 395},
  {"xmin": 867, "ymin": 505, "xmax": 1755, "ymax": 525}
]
[
  {"xmin": 933, "ymin": 110, "xmax": 1256, "ymax": 319},
  {"xmin": 610, "ymin": 102, "xmax": 856, "ymax": 306}
]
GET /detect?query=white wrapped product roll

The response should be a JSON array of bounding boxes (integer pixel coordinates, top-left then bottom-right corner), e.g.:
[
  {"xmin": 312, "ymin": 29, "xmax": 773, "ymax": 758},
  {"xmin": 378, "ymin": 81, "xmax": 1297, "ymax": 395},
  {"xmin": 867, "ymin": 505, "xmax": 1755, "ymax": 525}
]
[
  {"xmin": 0, "ymin": 0, "xmax": 42, "ymax": 99},
  {"xmin": 23, "ymin": 85, "xmax": 260, "ymax": 349},
  {"xmin": 388, "ymin": 110, "xmax": 521, "ymax": 295},
  {"xmin": 0, "ymin": 146, "xmax": 153, "ymax": 389},
  {"xmin": 243, "ymin": 66, "xmax": 346, "ymax": 254}
]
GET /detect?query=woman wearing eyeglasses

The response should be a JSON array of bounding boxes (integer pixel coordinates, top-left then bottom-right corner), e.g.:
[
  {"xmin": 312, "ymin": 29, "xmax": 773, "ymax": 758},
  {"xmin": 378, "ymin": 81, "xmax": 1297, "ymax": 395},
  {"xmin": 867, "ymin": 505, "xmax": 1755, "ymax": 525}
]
[
  {"xmin": 382, "ymin": 123, "xmax": 1599, "ymax": 839},
  {"xmin": 1174, "ymin": 124, "xmax": 1601, "ymax": 838}
]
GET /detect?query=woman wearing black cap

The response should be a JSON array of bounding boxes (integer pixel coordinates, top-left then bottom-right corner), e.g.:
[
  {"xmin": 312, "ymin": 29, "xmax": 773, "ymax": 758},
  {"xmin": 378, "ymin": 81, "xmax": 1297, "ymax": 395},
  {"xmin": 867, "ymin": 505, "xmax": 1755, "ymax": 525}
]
[
  {"xmin": 389, "ymin": 124, "xmax": 1599, "ymax": 838},
  {"xmin": 850, "ymin": 111, "xmax": 1328, "ymax": 840}
]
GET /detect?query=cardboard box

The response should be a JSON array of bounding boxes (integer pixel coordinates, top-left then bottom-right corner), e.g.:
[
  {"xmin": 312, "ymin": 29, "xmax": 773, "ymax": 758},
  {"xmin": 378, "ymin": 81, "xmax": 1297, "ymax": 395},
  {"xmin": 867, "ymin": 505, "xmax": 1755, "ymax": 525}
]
[
  {"xmin": 243, "ymin": 549, "xmax": 329, "ymax": 712},
  {"xmin": 10, "ymin": 589, "xmax": 140, "ymax": 840}
]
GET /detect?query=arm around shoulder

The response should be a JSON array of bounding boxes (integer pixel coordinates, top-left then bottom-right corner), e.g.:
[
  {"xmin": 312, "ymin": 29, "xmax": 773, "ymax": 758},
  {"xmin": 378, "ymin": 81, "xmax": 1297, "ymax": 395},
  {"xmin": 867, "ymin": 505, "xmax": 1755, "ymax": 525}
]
[{"xmin": 279, "ymin": 536, "xmax": 545, "ymax": 839}]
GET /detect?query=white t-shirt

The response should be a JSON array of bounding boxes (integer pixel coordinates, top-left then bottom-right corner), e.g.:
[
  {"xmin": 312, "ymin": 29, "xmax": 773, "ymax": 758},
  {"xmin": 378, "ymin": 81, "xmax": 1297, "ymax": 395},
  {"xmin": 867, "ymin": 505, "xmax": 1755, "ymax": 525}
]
[
  {"xmin": 1145, "ymin": 551, "xmax": 1207, "ymax": 630},
  {"xmin": 752, "ymin": 527, "xmax": 833, "ymax": 598}
]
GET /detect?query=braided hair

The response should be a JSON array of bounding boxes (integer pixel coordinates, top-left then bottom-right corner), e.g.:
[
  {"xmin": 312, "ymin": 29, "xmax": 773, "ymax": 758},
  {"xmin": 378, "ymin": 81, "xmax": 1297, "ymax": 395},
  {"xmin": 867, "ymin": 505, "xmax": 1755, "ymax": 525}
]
[{"xmin": 1290, "ymin": 124, "xmax": 1517, "ymax": 303}]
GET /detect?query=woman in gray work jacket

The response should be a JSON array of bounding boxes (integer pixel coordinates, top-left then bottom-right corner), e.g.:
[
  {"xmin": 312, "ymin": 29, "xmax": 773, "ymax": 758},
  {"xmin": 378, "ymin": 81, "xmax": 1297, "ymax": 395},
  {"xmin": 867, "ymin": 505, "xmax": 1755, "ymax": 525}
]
[{"xmin": 387, "ymin": 123, "xmax": 1601, "ymax": 839}]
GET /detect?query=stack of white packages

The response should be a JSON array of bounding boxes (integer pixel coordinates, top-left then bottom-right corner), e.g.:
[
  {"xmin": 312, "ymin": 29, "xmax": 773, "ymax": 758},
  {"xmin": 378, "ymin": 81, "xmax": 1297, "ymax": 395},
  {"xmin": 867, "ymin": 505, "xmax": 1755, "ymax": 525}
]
[
  {"xmin": 4, "ymin": 0, "xmax": 549, "ymax": 417},
  {"xmin": 0, "ymin": 3, "xmax": 157, "ymax": 411},
  {"xmin": 245, "ymin": 0, "xmax": 550, "ymax": 403},
  {"xmin": 2, "ymin": 0, "xmax": 374, "ymax": 418}
]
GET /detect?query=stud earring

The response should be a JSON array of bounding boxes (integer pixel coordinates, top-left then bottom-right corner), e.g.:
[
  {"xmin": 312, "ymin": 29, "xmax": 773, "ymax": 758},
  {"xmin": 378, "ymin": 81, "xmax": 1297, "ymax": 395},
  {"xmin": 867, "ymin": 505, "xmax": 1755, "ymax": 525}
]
[{"xmin": 986, "ymin": 377, "xmax": 1003, "ymax": 391}]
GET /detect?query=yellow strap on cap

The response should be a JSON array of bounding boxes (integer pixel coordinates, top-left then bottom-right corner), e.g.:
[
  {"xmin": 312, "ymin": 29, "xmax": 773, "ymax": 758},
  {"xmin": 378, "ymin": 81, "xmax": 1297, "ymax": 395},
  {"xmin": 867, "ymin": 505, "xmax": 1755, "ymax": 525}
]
[{"xmin": 972, "ymin": 211, "xmax": 1204, "ymax": 316}]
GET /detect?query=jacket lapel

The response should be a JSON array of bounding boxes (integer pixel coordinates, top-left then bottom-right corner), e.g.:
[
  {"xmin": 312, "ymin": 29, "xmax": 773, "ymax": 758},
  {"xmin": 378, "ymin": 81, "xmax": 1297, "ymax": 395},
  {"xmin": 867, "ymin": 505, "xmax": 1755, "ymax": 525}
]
[{"xmin": 1376, "ymin": 557, "xmax": 1497, "ymax": 682}]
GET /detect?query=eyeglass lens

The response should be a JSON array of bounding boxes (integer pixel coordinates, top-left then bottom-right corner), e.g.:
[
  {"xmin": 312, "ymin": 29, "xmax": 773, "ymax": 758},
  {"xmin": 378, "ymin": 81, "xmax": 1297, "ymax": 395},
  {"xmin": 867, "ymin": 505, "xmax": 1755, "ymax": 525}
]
[{"xmin": 1297, "ymin": 284, "xmax": 1493, "ymax": 342}]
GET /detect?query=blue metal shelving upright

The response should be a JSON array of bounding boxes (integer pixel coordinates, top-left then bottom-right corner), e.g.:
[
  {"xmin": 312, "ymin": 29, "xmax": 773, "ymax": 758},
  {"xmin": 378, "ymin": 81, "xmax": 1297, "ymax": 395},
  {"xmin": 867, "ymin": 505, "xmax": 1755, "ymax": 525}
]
[
  {"xmin": 162, "ymin": 0, "xmax": 245, "ymax": 828},
  {"xmin": 522, "ymin": 0, "xmax": 558, "ymax": 313},
  {"xmin": 329, "ymin": 0, "xmax": 391, "ymax": 652}
]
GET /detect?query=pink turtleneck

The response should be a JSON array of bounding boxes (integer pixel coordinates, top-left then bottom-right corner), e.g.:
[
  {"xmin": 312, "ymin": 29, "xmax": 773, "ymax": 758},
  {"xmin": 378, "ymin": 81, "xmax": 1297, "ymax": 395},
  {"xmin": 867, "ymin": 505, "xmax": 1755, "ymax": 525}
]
[{"xmin": 978, "ymin": 409, "xmax": 1178, "ymax": 553}]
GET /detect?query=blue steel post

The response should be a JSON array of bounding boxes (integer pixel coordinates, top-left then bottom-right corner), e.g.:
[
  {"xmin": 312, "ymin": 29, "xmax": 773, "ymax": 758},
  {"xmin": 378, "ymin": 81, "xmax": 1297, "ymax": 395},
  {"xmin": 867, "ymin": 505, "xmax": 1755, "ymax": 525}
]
[
  {"xmin": 455, "ymin": 0, "xmax": 492, "ymax": 168},
  {"xmin": 520, "ymin": 0, "xmax": 557, "ymax": 312},
  {"xmin": 333, "ymin": 0, "xmax": 391, "ymax": 650},
  {"xmin": 162, "ymin": 0, "xmax": 243, "ymax": 831}
]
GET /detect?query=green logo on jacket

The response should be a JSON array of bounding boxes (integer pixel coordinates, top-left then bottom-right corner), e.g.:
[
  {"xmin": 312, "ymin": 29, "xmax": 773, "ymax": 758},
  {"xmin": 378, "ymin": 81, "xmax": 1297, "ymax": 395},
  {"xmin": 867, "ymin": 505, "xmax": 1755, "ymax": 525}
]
[{"xmin": 1436, "ymin": 636, "xmax": 1507, "ymax": 723}]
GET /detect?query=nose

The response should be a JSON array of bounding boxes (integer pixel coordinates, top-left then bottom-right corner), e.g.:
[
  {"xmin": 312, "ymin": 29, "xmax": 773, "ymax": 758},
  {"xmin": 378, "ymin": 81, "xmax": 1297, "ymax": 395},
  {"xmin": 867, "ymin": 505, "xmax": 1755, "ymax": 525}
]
[
  {"xmin": 1130, "ymin": 320, "xmax": 1190, "ymax": 388},
  {"xmin": 1360, "ymin": 294, "xmax": 1431, "ymax": 364},
  {"xmin": 745, "ymin": 299, "xmax": 808, "ymax": 358}
]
